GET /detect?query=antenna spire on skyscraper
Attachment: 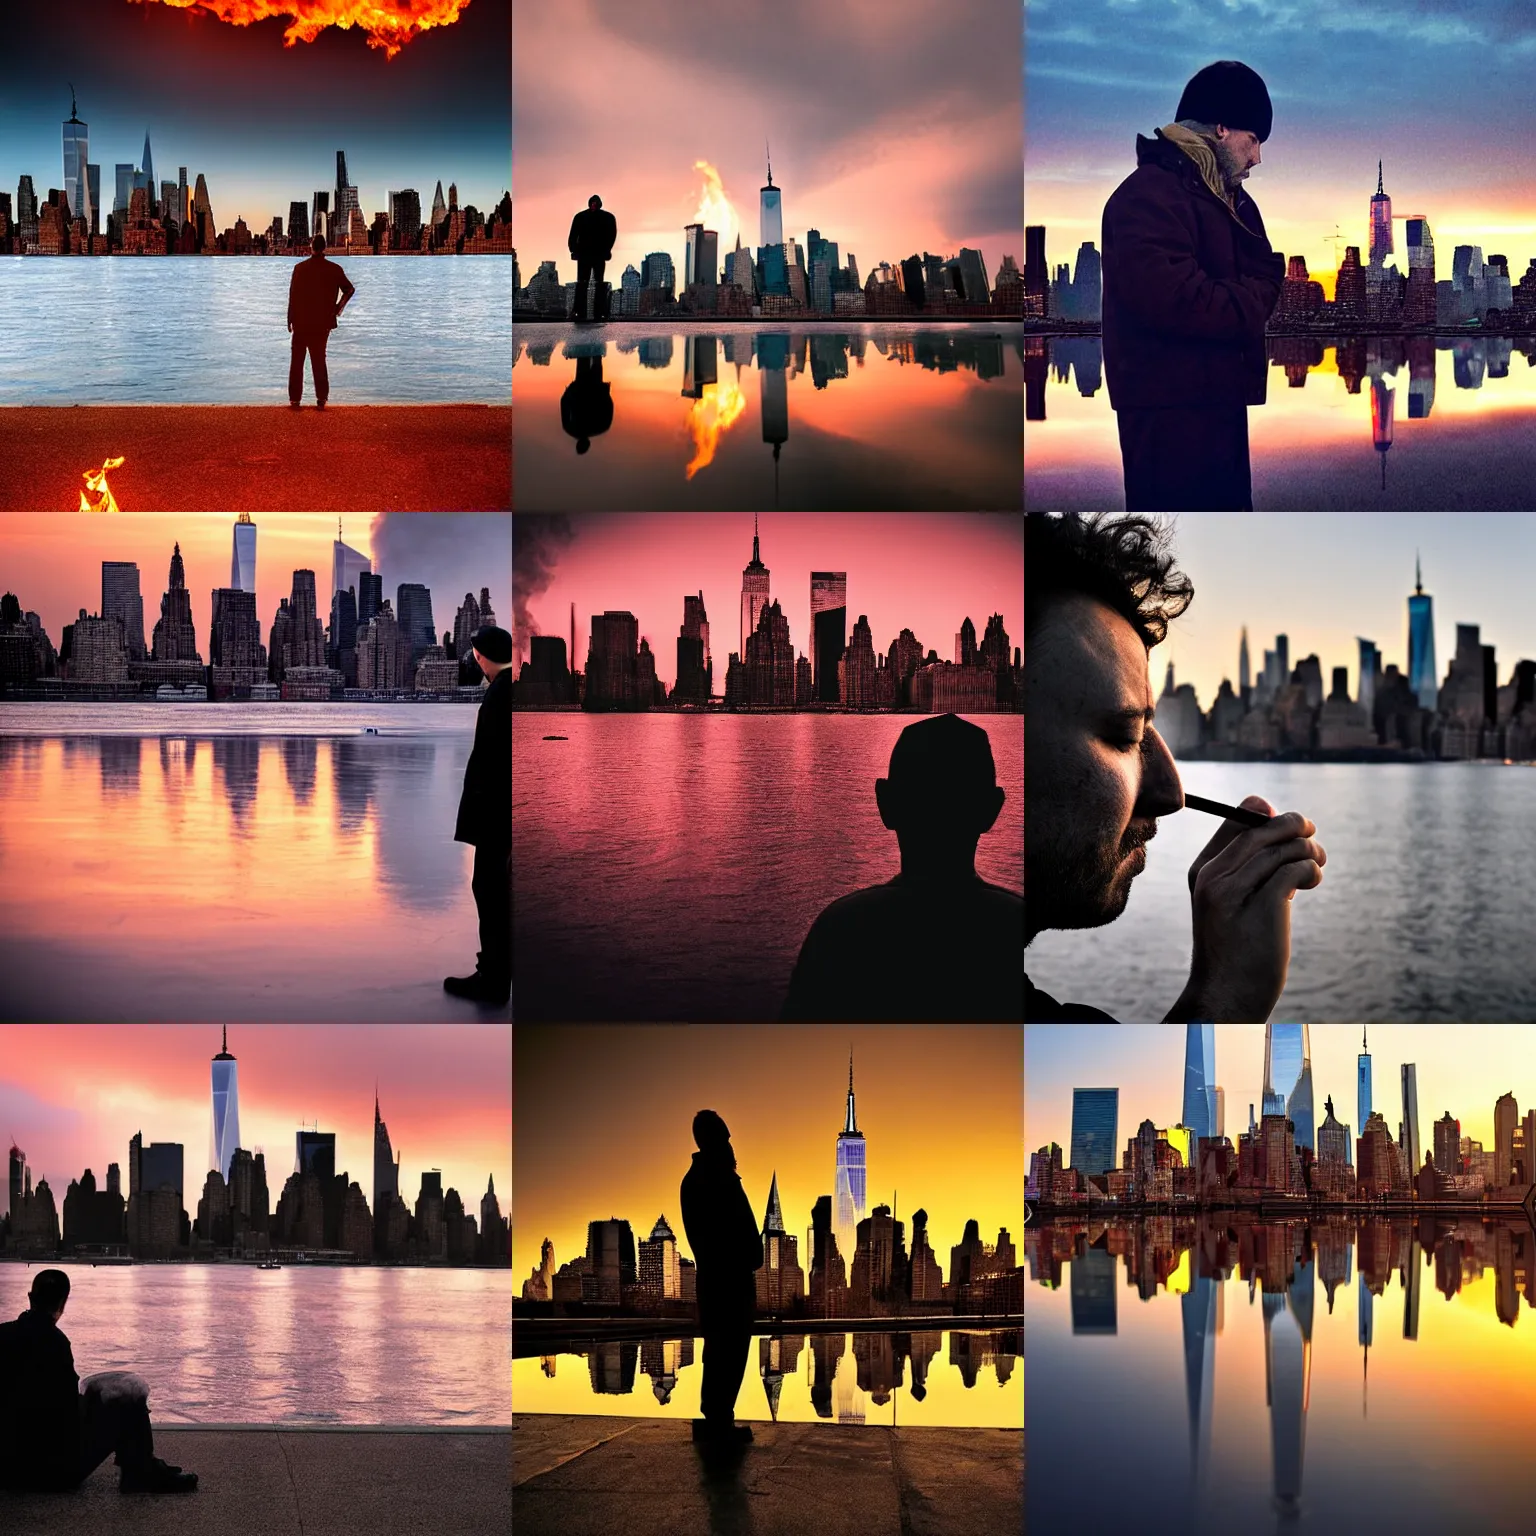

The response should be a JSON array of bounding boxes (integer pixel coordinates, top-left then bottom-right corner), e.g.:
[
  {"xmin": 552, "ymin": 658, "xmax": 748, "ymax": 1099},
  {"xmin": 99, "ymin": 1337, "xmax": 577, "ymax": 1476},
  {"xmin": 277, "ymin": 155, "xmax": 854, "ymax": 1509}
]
[
  {"xmin": 766, "ymin": 142, "xmax": 773, "ymax": 187},
  {"xmin": 1377, "ymin": 159, "xmax": 1383, "ymax": 196},
  {"xmin": 1415, "ymin": 550, "xmax": 1422, "ymax": 594}
]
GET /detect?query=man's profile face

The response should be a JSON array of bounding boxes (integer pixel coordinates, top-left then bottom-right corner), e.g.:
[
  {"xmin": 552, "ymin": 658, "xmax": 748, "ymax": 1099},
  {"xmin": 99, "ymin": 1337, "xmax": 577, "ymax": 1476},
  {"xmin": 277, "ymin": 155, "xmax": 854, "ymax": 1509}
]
[
  {"xmin": 1025, "ymin": 594, "xmax": 1184, "ymax": 939},
  {"xmin": 1213, "ymin": 126, "xmax": 1262, "ymax": 185}
]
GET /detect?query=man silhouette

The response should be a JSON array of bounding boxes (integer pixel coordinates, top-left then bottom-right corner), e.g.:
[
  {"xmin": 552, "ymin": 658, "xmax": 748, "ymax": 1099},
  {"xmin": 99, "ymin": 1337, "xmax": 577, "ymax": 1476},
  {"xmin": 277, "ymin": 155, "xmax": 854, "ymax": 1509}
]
[
  {"xmin": 567, "ymin": 195, "xmax": 617, "ymax": 321},
  {"xmin": 0, "ymin": 1269, "xmax": 197, "ymax": 1495},
  {"xmin": 287, "ymin": 233, "xmax": 356, "ymax": 408},
  {"xmin": 445, "ymin": 625, "xmax": 512, "ymax": 1006},
  {"xmin": 560, "ymin": 354, "xmax": 614, "ymax": 454},
  {"xmin": 781, "ymin": 713, "xmax": 1022, "ymax": 1021},
  {"xmin": 679, "ymin": 1111, "xmax": 762, "ymax": 1447}
]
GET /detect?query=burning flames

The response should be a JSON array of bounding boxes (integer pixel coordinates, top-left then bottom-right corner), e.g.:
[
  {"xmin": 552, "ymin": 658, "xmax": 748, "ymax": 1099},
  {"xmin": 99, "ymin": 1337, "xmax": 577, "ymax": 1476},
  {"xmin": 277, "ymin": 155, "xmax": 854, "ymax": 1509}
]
[
  {"xmin": 79, "ymin": 456, "xmax": 125, "ymax": 512},
  {"xmin": 692, "ymin": 161, "xmax": 740, "ymax": 250},
  {"xmin": 126, "ymin": 0, "xmax": 472, "ymax": 57},
  {"xmin": 684, "ymin": 381, "xmax": 747, "ymax": 480}
]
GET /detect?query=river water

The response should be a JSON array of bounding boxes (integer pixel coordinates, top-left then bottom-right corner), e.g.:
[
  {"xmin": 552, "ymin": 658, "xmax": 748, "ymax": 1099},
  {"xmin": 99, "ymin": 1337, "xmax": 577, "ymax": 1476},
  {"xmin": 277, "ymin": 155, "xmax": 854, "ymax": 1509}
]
[
  {"xmin": 0, "ymin": 705, "xmax": 500, "ymax": 1022},
  {"xmin": 512, "ymin": 712, "xmax": 1023, "ymax": 1021},
  {"xmin": 1024, "ymin": 761, "xmax": 1536, "ymax": 1022},
  {"xmin": 0, "ymin": 1263, "xmax": 510, "ymax": 1425},
  {"xmin": 0, "ymin": 257, "xmax": 513, "ymax": 404}
]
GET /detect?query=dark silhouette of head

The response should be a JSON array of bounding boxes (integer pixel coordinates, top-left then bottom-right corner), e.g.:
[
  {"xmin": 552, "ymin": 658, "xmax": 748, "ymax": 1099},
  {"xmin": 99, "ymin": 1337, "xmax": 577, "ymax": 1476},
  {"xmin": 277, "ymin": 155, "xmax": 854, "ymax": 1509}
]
[
  {"xmin": 576, "ymin": 438, "xmax": 590, "ymax": 454},
  {"xmin": 312, "ymin": 234, "xmax": 327, "ymax": 255},
  {"xmin": 693, "ymin": 1109, "xmax": 731, "ymax": 1150},
  {"xmin": 874, "ymin": 714, "xmax": 1005, "ymax": 879},
  {"xmin": 29, "ymin": 1268, "xmax": 70, "ymax": 1320},
  {"xmin": 588, "ymin": 195, "xmax": 602, "ymax": 210}
]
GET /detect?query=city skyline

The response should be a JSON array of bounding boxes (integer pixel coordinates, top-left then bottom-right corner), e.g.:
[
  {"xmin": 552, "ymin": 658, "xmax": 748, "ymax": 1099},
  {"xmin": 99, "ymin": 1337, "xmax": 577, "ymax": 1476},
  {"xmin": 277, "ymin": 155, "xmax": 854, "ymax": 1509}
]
[
  {"xmin": 511, "ymin": 513, "xmax": 1023, "ymax": 691},
  {"xmin": 513, "ymin": 0, "xmax": 1021, "ymax": 293},
  {"xmin": 0, "ymin": 512, "xmax": 509, "ymax": 665},
  {"xmin": 2, "ymin": 2, "xmax": 508, "ymax": 226},
  {"xmin": 1026, "ymin": 1024, "xmax": 1536, "ymax": 1163},
  {"xmin": 1025, "ymin": 1, "xmax": 1536, "ymax": 297},
  {"xmin": 513, "ymin": 1025, "xmax": 1022, "ymax": 1293},
  {"xmin": 0, "ymin": 1024, "xmax": 510, "ymax": 1219},
  {"xmin": 1136, "ymin": 514, "xmax": 1536, "ymax": 712}
]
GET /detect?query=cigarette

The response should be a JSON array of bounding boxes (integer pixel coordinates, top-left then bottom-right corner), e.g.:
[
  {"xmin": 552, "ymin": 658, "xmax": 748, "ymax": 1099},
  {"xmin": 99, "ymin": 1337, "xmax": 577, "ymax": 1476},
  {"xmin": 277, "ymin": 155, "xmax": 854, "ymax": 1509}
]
[{"xmin": 1183, "ymin": 793, "xmax": 1270, "ymax": 828}]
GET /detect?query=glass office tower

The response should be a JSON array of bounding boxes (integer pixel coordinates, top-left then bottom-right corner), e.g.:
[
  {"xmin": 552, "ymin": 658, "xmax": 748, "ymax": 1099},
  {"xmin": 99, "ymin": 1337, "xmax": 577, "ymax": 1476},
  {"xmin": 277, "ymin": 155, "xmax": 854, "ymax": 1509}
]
[
  {"xmin": 833, "ymin": 1055, "xmax": 866, "ymax": 1264},
  {"xmin": 1358, "ymin": 1027, "xmax": 1372, "ymax": 1152},
  {"xmin": 230, "ymin": 514, "xmax": 257, "ymax": 593},
  {"xmin": 1182, "ymin": 1024, "xmax": 1217, "ymax": 1146},
  {"xmin": 1408, "ymin": 554, "xmax": 1437, "ymax": 709},
  {"xmin": 1069, "ymin": 1088, "xmax": 1119, "ymax": 1177},
  {"xmin": 210, "ymin": 1027, "xmax": 240, "ymax": 1182},
  {"xmin": 811, "ymin": 572, "xmax": 847, "ymax": 704},
  {"xmin": 1263, "ymin": 1022, "xmax": 1315, "ymax": 1151},
  {"xmin": 1401, "ymin": 1063, "xmax": 1421, "ymax": 1178},
  {"xmin": 62, "ymin": 93, "xmax": 90, "ymax": 231}
]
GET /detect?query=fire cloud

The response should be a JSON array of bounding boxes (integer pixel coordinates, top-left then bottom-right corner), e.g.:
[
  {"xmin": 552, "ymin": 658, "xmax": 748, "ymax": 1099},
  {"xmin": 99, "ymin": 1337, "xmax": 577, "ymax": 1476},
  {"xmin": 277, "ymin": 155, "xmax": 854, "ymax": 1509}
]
[
  {"xmin": 684, "ymin": 380, "xmax": 747, "ymax": 480},
  {"xmin": 127, "ymin": 0, "xmax": 473, "ymax": 58},
  {"xmin": 692, "ymin": 161, "xmax": 740, "ymax": 250}
]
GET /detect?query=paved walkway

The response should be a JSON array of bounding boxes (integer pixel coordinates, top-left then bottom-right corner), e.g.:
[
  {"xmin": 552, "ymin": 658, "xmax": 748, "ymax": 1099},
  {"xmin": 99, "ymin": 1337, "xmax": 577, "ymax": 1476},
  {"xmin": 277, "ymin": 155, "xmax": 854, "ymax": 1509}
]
[
  {"xmin": 0, "ymin": 405, "xmax": 511, "ymax": 510},
  {"xmin": 513, "ymin": 1414, "xmax": 1022, "ymax": 1536},
  {"xmin": 0, "ymin": 1427, "xmax": 510, "ymax": 1534}
]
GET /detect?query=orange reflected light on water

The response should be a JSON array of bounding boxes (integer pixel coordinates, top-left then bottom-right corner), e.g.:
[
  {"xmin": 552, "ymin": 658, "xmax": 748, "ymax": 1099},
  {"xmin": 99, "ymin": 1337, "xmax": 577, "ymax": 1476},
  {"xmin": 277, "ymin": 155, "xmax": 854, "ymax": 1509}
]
[{"xmin": 684, "ymin": 379, "xmax": 748, "ymax": 478}]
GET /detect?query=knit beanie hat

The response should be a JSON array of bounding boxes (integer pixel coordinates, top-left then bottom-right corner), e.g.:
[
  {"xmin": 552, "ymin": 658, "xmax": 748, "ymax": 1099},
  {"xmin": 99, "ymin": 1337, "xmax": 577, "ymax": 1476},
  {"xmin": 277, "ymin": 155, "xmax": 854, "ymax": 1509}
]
[{"xmin": 1175, "ymin": 60, "xmax": 1273, "ymax": 143}]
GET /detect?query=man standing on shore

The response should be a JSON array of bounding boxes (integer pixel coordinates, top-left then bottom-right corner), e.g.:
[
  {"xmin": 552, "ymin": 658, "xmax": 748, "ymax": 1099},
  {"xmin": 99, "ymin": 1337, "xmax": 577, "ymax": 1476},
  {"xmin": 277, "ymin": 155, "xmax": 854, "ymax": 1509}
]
[
  {"xmin": 287, "ymin": 234, "xmax": 356, "ymax": 409},
  {"xmin": 445, "ymin": 624, "xmax": 511, "ymax": 1006}
]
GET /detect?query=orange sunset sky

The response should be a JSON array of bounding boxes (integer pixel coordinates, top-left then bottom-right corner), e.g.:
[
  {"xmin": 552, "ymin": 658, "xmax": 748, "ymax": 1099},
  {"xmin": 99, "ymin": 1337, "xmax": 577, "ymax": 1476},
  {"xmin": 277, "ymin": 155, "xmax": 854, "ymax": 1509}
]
[
  {"xmin": 513, "ymin": 1024, "xmax": 1023, "ymax": 1288},
  {"xmin": 0, "ymin": 1025, "xmax": 510, "ymax": 1218}
]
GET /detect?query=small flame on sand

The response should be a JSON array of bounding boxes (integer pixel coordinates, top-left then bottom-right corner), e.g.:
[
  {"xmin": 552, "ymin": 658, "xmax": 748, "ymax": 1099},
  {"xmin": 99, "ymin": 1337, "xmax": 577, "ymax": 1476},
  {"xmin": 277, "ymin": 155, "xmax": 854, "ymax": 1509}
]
[
  {"xmin": 79, "ymin": 456, "xmax": 125, "ymax": 512},
  {"xmin": 684, "ymin": 381, "xmax": 747, "ymax": 480},
  {"xmin": 126, "ymin": 0, "xmax": 471, "ymax": 58}
]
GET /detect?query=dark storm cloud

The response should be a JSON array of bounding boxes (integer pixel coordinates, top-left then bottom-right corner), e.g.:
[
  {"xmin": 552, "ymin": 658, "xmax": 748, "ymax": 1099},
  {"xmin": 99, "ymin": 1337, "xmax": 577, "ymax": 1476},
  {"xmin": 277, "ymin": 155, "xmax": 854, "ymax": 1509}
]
[
  {"xmin": 944, "ymin": 150, "xmax": 1024, "ymax": 252},
  {"xmin": 511, "ymin": 515, "xmax": 575, "ymax": 666},
  {"xmin": 369, "ymin": 514, "xmax": 511, "ymax": 642}
]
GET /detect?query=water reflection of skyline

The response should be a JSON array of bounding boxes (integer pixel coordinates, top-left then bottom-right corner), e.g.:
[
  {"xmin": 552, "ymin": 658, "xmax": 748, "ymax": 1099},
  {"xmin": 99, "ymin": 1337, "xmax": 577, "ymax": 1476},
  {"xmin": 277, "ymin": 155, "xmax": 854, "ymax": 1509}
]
[
  {"xmin": 530, "ymin": 1328, "xmax": 1019, "ymax": 1424},
  {"xmin": 1031, "ymin": 1215, "xmax": 1536, "ymax": 1527}
]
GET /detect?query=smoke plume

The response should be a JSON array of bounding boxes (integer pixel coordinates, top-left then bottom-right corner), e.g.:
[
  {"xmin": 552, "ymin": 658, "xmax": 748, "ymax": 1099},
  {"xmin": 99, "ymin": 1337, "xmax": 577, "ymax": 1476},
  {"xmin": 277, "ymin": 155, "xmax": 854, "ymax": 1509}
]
[{"xmin": 512, "ymin": 515, "xmax": 575, "ymax": 667}]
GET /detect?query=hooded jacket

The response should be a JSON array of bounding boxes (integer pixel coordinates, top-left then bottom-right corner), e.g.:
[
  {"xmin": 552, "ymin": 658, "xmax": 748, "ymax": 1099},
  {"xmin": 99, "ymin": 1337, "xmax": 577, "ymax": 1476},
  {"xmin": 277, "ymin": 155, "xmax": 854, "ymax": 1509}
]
[
  {"xmin": 0, "ymin": 1310, "xmax": 81, "ymax": 1491},
  {"xmin": 1102, "ymin": 128, "xmax": 1284, "ymax": 411},
  {"xmin": 680, "ymin": 1143, "xmax": 763, "ymax": 1322}
]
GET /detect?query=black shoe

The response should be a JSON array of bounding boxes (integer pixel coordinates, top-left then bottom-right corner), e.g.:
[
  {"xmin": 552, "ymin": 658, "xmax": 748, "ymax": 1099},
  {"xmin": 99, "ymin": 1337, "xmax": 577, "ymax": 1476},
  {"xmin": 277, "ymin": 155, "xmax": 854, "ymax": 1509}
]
[
  {"xmin": 288, "ymin": 401, "xmax": 302, "ymax": 410},
  {"xmin": 316, "ymin": 400, "xmax": 327, "ymax": 410},
  {"xmin": 444, "ymin": 972, "xmax": 509, "ymax": 1004},
  {"xmin": 121, "ymin": 1457, "xmax": 198, "ymax": 1494}
]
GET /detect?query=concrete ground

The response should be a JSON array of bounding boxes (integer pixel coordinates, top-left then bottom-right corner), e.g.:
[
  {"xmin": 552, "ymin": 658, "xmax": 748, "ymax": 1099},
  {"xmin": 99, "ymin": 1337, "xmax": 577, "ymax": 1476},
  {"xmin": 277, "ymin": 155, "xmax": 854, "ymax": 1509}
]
[
  {"xmin": 0, "ymin": 1426, "xmax": 511, "ymax": 1535},
  {"xmin": 513, "ymin": 1414, "xmax": 1022, "ymax": 1536},
  {"xmin": 0, "ymin": 405, "xmax": 511, "ymax": 510}
]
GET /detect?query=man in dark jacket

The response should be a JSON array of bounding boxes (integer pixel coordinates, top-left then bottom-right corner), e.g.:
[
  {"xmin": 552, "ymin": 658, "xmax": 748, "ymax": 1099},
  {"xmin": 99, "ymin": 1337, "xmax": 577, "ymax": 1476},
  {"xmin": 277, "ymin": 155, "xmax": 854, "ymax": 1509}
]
[
  {"xmin": 1102, "ymin": 61, "xmax": 1285, "ymax": 510},
  {"xmin": 0, "ymin": 1269, "xmax": 196, "ymax": 1495},
  {"xmin": 679, "ymin": 1111, "xmax": 763, "ymax": 1446},
  {"xmin": 567, "ymin": 195, "xmax": 617, "ymax": 320},
  {"xmin": 560, "ymin": 353, "xmax": 613, "ymax": 454},
  {"xmin": 287, "ymin": 234, "xmax": 356, "ymax": 408},
  {"xmin": 446, "ymin": 624, "xmax": 511, "ymax": 1005}
]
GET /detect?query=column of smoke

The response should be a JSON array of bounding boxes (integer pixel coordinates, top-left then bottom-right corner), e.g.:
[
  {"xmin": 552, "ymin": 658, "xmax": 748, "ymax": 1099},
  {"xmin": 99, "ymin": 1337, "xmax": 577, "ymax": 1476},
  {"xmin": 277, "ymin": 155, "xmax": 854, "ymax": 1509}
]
[{"xmin": 512, "ymin": 515, "xmax": 575, "ymax": 668}]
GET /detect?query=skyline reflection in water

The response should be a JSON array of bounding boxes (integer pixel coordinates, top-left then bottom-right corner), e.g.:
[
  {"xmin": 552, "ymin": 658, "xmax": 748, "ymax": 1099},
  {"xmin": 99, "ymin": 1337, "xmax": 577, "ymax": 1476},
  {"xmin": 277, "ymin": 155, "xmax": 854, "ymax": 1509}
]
[
  {"xmin": 0, "ymin": 720, "xmax": 491, "ymax": 1021},
  {"xmin": 513, "ymin": 323, "xmax": 1024, "ymax": 509},
  {"xmin": 1025, "ymin": 334, "xmax": 1536, "ymax": 510},
  {"xmin": 512, "ymin": 1329, "xmax": 1021, "ymax": 1430},
  {"xmin": 1026, "ymin": 1214, "xmax": 1536, "ymax": 1533},
  {"xmin": 0, "ymin": 1265, "xmax": 510, "ymax": 1425}
]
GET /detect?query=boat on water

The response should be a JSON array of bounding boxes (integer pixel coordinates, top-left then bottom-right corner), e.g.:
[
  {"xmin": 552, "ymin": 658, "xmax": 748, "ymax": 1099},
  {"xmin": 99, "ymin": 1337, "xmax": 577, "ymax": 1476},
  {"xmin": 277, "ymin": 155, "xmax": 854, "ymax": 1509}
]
[
  {"xmin": 258, "ymin": 1261, "xmax": 283, "ymax": 1270},
  {"xmin": 543, "ymin": 735, "xmax": 568, "ymax": 740}
]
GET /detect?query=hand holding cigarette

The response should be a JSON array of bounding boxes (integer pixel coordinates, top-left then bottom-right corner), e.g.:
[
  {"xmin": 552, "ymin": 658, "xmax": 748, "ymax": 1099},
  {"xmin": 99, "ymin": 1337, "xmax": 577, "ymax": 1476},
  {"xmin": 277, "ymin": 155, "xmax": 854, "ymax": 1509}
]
[{"xmin": 1164, "ymin": 794, "xmax": 1327, "ymax": 1024}]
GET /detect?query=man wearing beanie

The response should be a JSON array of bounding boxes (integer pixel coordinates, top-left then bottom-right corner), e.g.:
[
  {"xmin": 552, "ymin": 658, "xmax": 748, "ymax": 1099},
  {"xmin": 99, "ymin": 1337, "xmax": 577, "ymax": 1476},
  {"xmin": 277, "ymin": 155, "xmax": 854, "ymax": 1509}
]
[
  {"xmin": 1102, "ymin": 60, "xmax": 1286, "ymax": 510},
  {"xmin": 447, "ymin": 623, "xmax": 512, "ymax": 1006}
]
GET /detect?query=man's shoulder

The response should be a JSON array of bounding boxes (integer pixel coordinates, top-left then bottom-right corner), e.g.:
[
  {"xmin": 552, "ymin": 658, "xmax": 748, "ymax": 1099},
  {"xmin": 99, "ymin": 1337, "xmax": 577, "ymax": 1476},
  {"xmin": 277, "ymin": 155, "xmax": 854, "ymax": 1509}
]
[{"xmin": 1025, "ymin": 974, "xmax": 1118, "ymax": 1022}]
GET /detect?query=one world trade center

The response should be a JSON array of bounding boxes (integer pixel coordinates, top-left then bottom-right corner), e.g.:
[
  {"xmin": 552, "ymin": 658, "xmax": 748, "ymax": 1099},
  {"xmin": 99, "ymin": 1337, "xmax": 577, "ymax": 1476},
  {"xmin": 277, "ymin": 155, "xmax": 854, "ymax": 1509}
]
[{"xmin": 210, "ymin": 1026, "xmax": 241, "ymax": 1181}]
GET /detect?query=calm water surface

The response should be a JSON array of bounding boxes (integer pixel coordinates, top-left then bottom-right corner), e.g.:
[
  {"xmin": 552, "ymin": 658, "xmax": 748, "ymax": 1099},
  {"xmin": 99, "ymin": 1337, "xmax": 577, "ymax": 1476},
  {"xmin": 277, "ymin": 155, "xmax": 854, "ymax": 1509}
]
[
  {"xmin": 1025, "ymin": 763, "xmax": 1536, "ymax": 1021},
  {"xmin": 513, "ymin": 1329, "xmax": 1020, "ymax": 1430},
  {"xmin": 1025, "ymin": 335, "xmax": 1536, "ymax": 509},
  {"xmin": 0, "ymin": 1264, "xmax": 509, "ymax": 1425},
  {"xmin": 1027, "ymin": 1215, "xmax": 1536, "ymax": 1533},
  {"xmin": 0, "ymin": 258, "xmax": 513, "ymax": 404},
  {"xmin": 512, "ymin": 713, "xmax": 1023, "ymax": 1020},
  {"xmin": 513, "ymin": 323, "xmax": 1024, "ymax": 509},
  {"xmin": 0, "ymin": 705, "xmax": 499, "ymax": 1022}
]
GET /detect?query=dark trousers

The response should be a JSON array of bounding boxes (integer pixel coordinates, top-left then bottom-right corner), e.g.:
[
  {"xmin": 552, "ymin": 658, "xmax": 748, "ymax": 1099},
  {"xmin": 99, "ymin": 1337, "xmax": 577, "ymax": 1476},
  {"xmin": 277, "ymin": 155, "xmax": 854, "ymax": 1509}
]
[
  {"xmin": 289, "ymin": 328, "xmax": 331, "ymax": 405},
  {"xmin": 472, "ymin": 843, "xmax": 510, "ymax": 987},
  {"xmin": 77, "ymin": 1380, "xmax": 154, "ymax": 1485},
  {"xmin": 573, "ymin": 256, "xmax": 606, "ymax": 319},
  {"xmin": 1116, "ymin": 405, "xmax": 1253, "ymax": 510},
  {"xmin": 699, "ymin": 1319, "xmax": 752, "ymax": 1426}
]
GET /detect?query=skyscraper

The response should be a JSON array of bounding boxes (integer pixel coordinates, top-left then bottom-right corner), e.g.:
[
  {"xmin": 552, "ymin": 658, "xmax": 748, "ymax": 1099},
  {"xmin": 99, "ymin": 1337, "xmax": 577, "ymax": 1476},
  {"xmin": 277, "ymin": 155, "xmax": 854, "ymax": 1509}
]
[
  {"xmin": 140, "ymin": 129, "xmax": 155, "ymax": 213},
  {"xmin": 101, "ymin": 561, "xmax": 146, "ymax": 661},
  {"xmin": 334, "ymin": 150, "xmax": 359, "ymax": 240},
  {"xmin": 373, "ymin": 1090, "xmax": 400, "ymax": 1226},
  {"xmin": 357, "ymin": 571, "xmax": 383, "ymax": 629},
  {"xmin": 1182, "ymin": 1025, "xmax": 1217, "ymax": 1147},
  {"xmin": 62, "ymin": 88, "xmax": 89, "ymax": 233},
  {"xmin": 152, "ymin": 544, "xmax": 200, "ymax": 662},
  {"xmin": 810, "ymin": 572, "xmax": 847, "ymax": 704},
  {"xmin": 956, "ymin": 616, "xmax": 978, "ymax": 666},
  {"xmin": 395, "ymin": 583, "xmax": 436, "ymax": 669},
  {"xmin": 1369, "ymin": 161, "xmax": 1393, "ymax": 264},
  {"xmin": 284, "ymin": 571, "xmax": 326, "ymax": 670},
  {"xmin": 673, "ymin": 592, "xmax": 712, "ymax": 703},
  {"xmin": 1358, "ymin": 1026, "xmax": 1372, "ymax": 1151},
  {"xmin": 1407, "ymin": 554, "xmax": 1437, "ymax": 710},
  {"xmin": 1069, "ymin": 1088, "xmax": 1119, "ymax": 1176},
  {"xmin": 833, "ymin": 1054, "xmax": 866, "ymax": 1265},
  {"xmin": 230, "ymin": 513, "xmax": 256, "ymax": 593},
  {"xmin": 296, "ymin": 1130, "xmax": 336, "ymax": 1182},
  {"xmin": 210, "ymin": 1026, "xmax": 240, "ymax": 1181},
  {"xmin": 1239, "ymin": 626, "xmax": 1251, "ymax": 698},
  {"xmin": 1400, "ymin": 1063, "xmax": 1421, "ymax": 1179},
  {"xmin": 1262, "ymin": 1022, "xmax": 1314, "ymax": 1151},
  {"xmin": 739, "ymin": 514, "xmax": 771, "ymax": 663},
  {"xmin": 759, "ymin": 146, "xmax": 783, "ymax": 248}
]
